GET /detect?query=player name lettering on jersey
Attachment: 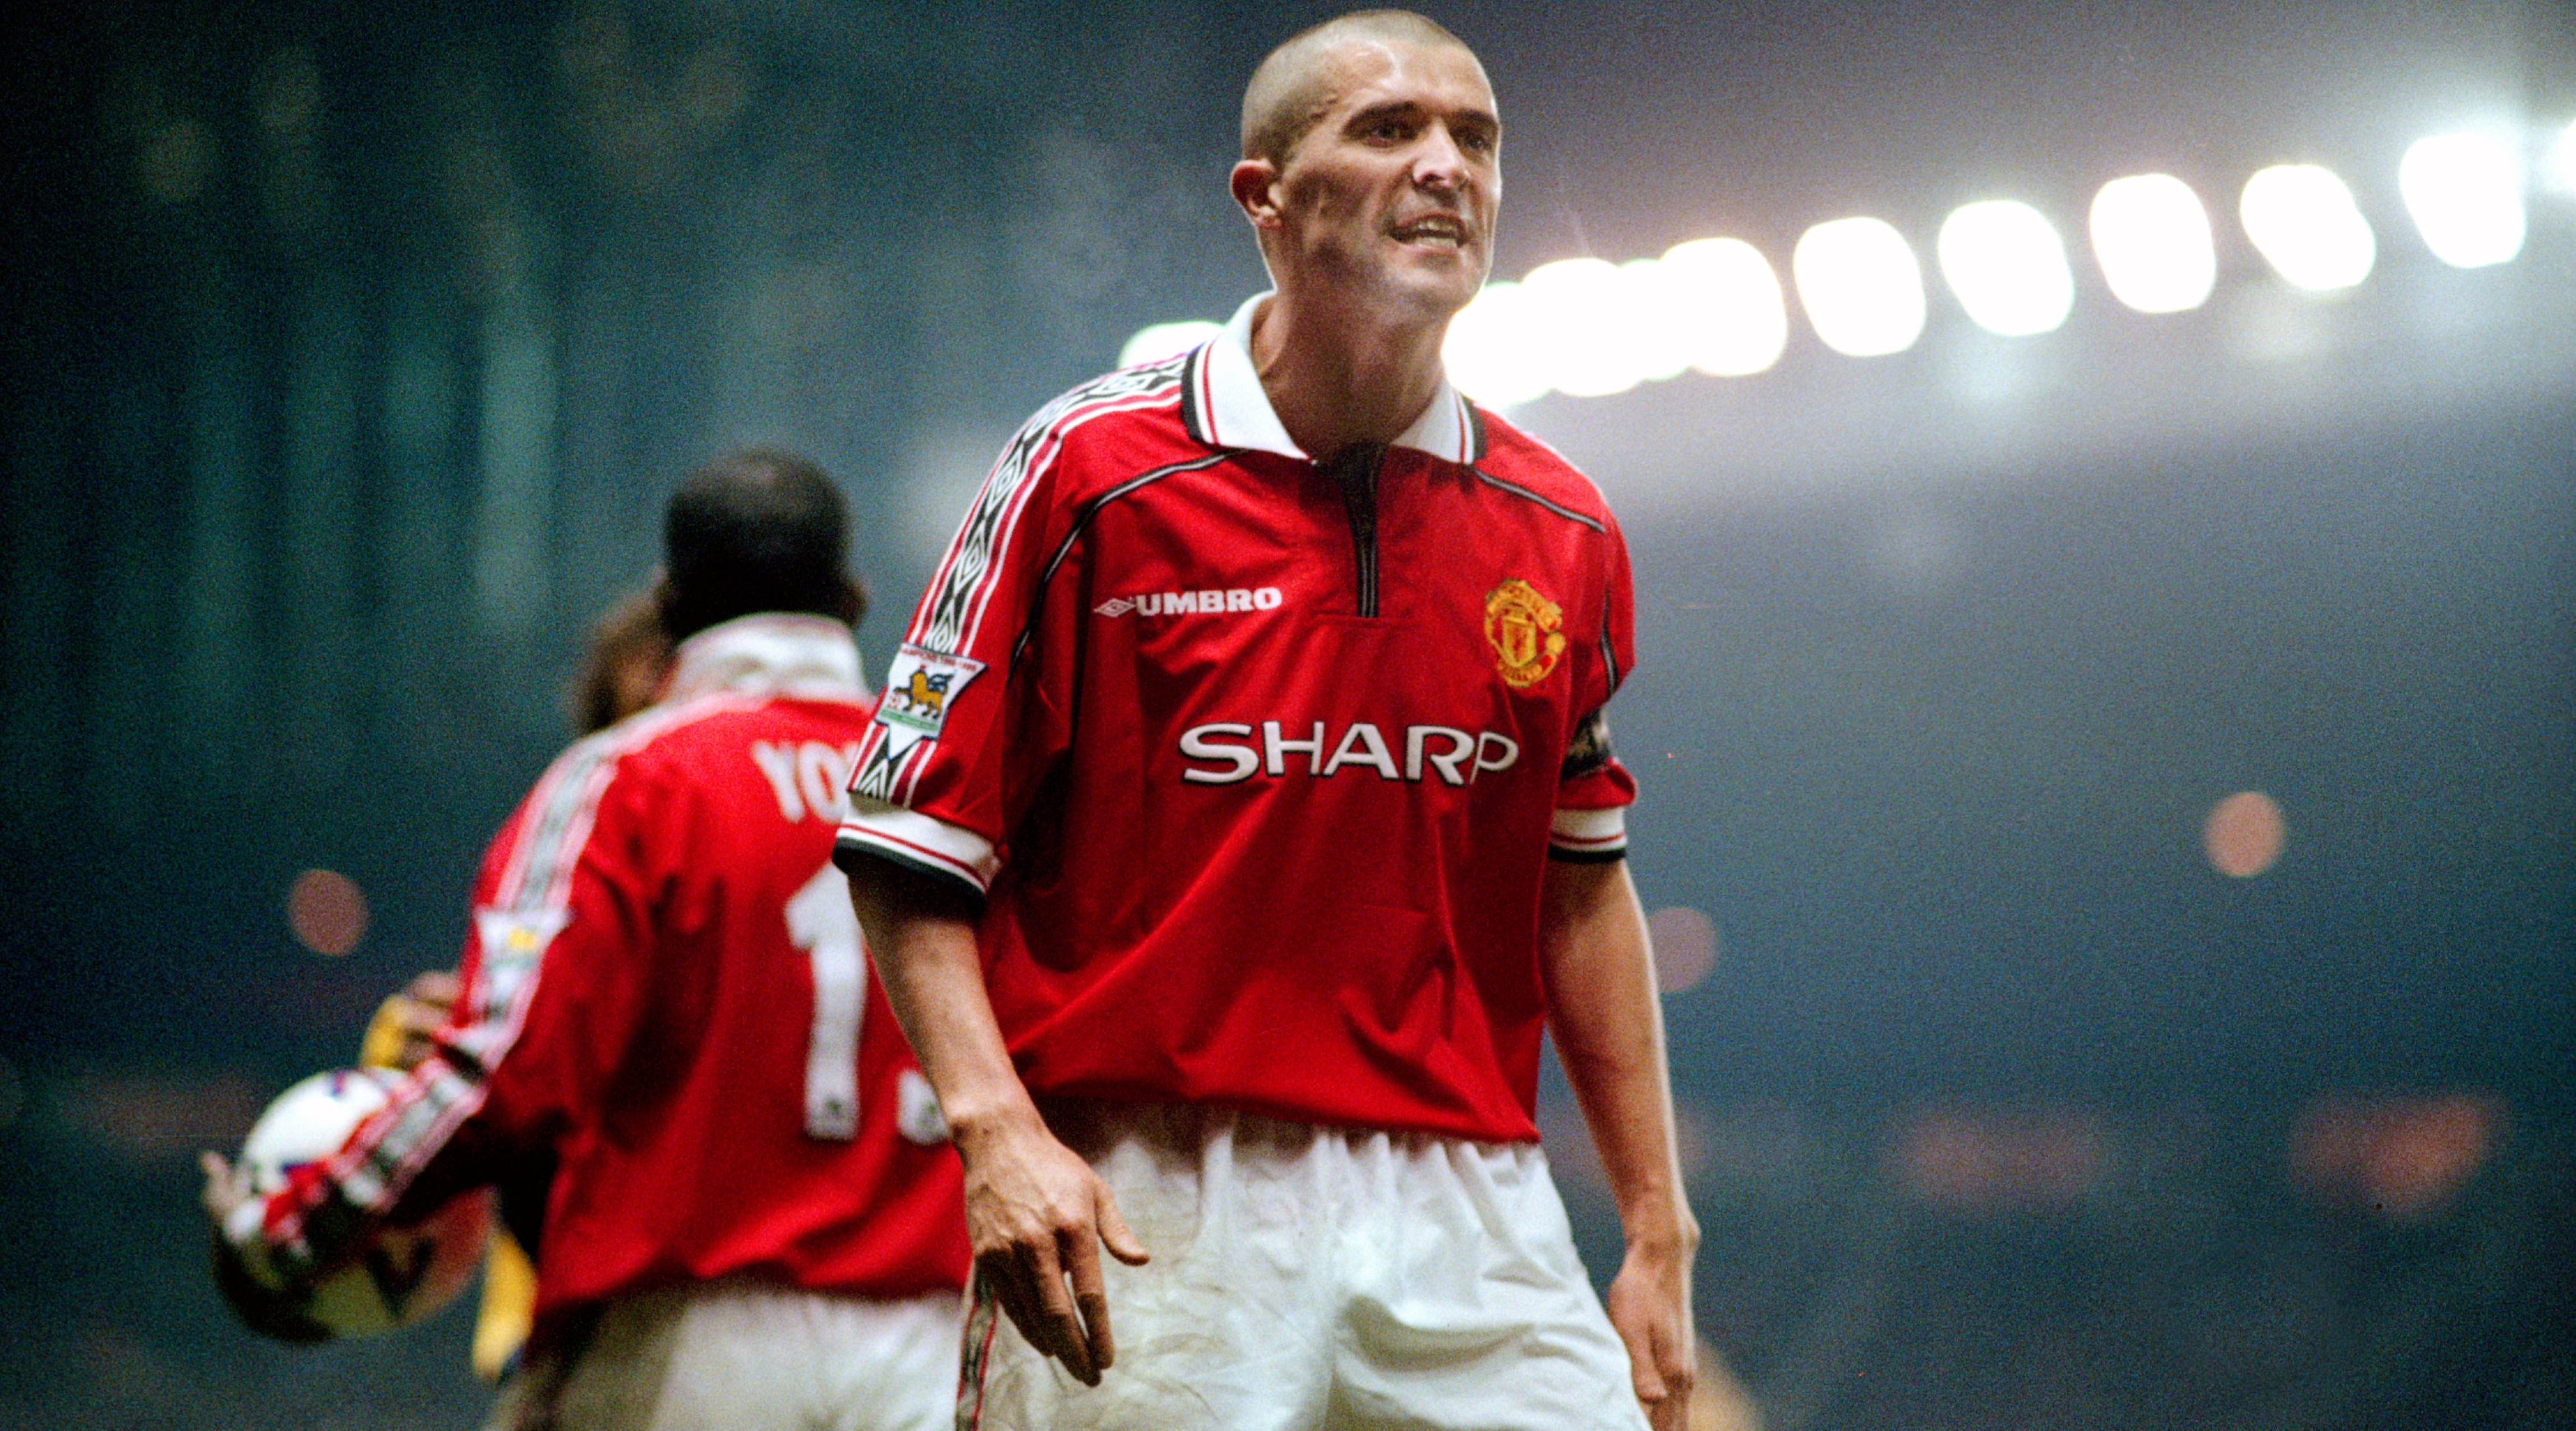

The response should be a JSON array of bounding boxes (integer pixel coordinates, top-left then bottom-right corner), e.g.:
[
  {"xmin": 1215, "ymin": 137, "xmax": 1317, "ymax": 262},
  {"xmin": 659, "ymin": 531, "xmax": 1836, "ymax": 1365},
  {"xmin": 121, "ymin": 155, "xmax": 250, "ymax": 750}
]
[
  {"xmin": 751, "ymin": 740, "xmax": 866, "ymax": 824},
  {"xmin": 1095, "ymin": 586, "xmax": 1284, "ymax": 618},
  {"xmin": 1179, "ymin": 721, "xmax": 1521, "ymax": 786}
]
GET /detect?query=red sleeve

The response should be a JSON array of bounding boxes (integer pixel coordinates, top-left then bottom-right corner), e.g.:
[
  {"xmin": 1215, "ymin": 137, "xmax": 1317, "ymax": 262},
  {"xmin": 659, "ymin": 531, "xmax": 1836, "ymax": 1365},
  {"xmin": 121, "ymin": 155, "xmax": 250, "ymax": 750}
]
[
  {"xmin": 834, "ymin": 398, "xmax": 1097, "ymax": 894},
  {"xmin": 253, "ymin": 724, "xmax": 670, "ymax": 1273},
  {"xmin": 1550, "ymin": 504, "xmax": 1640, "ymax": 858}
]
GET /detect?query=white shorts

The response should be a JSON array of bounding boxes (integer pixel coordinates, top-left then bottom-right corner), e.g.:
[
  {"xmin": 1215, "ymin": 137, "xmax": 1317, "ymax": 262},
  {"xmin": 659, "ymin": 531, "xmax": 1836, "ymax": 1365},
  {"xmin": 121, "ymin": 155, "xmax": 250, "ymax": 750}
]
[
  {"xmin": 487, "ymin": 1282, "xmax": 963, "ymax": 1431},
  {"xmin": 960, "ymin": 1102, "xmax": 1648, "ymax": 1431}
]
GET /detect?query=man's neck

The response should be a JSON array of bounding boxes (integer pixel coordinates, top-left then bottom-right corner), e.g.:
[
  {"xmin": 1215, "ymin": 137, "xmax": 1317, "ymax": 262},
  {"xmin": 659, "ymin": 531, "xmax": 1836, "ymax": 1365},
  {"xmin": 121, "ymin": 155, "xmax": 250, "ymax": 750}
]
[{"xmin": 1249, "ymin": 289, "xmax": 1451, "ymax": 462}]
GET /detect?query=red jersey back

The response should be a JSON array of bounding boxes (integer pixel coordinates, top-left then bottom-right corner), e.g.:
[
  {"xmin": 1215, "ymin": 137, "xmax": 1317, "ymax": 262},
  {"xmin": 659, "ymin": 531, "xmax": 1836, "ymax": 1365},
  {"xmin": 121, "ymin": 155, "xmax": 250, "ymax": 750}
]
[{"xmin": 260, "ymin": 617, "xmax": 968, "ymax": 1316}]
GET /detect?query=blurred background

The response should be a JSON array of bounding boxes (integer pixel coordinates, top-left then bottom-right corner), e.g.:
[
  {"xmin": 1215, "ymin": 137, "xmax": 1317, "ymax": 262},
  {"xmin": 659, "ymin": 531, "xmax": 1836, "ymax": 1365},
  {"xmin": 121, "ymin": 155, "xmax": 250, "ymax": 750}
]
[{"xmin": 4, "ymin": 0, "xmax": 2571, "ymax": 1426}]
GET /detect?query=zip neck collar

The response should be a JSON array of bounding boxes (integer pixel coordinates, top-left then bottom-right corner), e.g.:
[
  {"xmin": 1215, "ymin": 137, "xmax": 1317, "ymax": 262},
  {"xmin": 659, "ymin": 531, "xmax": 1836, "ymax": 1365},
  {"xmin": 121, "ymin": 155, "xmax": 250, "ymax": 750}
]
[{"xmin": 1180, "ymin": 292, "xmax": 1487, "ymax": 465}]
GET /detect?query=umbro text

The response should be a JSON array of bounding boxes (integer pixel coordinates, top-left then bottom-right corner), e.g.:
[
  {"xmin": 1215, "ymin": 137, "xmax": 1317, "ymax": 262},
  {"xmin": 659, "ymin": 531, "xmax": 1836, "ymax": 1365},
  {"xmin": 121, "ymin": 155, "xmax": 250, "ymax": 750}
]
[{"xmin": 1096, "ymin": 586, "xmax": 1284, "ymax": 618}]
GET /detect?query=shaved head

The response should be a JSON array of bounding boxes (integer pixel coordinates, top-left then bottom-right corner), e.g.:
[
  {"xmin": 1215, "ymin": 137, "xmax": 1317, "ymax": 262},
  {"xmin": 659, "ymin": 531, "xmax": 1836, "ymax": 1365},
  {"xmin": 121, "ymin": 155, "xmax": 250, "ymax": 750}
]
[{"xmin": 1240, "ymin": 10, "xmax": 1482, "ymax": 165}]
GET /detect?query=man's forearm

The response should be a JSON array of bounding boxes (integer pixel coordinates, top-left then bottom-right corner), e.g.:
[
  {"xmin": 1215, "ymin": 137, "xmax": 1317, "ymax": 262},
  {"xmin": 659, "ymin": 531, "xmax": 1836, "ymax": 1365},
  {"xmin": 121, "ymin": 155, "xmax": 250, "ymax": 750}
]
[
  {"xmin": 1538, "ymin": 859, "xmax": 1698, "ymax": 1245},
  {"xmin": 843, "ymin": 857, "xmax": 1044, "ymax": 1147},
  {"xmin": 843, "ymin": 852, "xmax": 1148, "ymax": 1384}
]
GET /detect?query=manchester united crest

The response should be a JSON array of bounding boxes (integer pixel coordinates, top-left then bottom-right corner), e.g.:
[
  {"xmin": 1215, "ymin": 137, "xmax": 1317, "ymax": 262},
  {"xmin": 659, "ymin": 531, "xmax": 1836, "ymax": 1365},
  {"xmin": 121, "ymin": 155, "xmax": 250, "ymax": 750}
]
[{"xmin": 1483, "ymin": 579, "xmax": 1568, "ymax": 688}]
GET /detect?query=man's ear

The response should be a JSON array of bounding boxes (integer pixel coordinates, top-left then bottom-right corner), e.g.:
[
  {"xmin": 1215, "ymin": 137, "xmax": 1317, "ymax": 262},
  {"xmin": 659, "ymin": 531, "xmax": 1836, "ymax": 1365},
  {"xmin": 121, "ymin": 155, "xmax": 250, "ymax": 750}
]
[{"xmin": 1229, "ymin": 158, "xmax": 1282, "ymax": 229}]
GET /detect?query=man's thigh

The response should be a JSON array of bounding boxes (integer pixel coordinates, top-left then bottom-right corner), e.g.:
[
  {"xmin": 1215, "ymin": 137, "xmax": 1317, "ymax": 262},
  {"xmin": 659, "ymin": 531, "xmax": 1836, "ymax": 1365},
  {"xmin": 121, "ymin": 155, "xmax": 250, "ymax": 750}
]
[
  {"xmin": 1325, "ymin": 1136, "xmax": 1648, "ymax": 1431},
  {"xmin": 964, "ymin": 1105, "xmax": 1644, "ymax": 1431},
  {"xmin": 491, "ymin": 1283, "xmax": 959, "ymax": 1431},
  {"xmin": 962, "ymin": 1106, "xmax": 1333, "ymax": 1430}
]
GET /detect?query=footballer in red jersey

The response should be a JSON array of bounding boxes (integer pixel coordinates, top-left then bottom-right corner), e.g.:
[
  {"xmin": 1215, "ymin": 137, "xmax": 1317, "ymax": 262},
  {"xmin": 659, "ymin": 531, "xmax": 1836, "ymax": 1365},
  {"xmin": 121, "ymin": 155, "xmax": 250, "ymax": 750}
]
[
  {"xmin": 839, "ymin": 13, "xmax": 1699, "ymax": 1431},
  {"xmin": 209, "ymin": 452, "xmax": 969, "ymax": 1431}
]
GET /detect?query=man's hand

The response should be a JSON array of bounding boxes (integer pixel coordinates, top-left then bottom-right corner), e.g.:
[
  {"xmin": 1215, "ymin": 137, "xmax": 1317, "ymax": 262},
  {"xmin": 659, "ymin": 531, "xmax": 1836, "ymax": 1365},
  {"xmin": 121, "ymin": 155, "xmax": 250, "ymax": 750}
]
[
  {"xmin": 1605, "ymin": 1226, "xmax": 1699, "ymax": 1431},
  {"xmin": 201, "ymin": 1151, "xmax": 333, "ymax": 1343},
  {"xmin": 200, "ymin": 1150, "xmax": 254, "ymax": 1230},
  {"xmin": 953, "ymin": 1110, "xmax": 1150, "ymax": 1386},
  {"xmin": 361, "ymin": 969, "xmax": 460, "ymax": 1072}
]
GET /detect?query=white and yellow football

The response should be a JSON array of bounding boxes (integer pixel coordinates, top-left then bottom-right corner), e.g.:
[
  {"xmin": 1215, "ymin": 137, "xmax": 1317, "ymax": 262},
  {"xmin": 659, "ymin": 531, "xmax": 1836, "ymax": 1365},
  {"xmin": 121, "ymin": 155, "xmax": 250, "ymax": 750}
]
[{"xmin": 236, "ymin": 1068, "xmax": 493, "ymax": 1337}]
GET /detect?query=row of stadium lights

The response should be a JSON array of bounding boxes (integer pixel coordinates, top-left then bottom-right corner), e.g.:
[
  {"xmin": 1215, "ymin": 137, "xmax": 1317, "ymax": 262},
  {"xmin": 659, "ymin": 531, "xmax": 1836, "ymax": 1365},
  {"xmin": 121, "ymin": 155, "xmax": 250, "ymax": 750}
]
[{"xmin": 1122, "ymin": 124, "xmax": 2573, "ymax": 405}]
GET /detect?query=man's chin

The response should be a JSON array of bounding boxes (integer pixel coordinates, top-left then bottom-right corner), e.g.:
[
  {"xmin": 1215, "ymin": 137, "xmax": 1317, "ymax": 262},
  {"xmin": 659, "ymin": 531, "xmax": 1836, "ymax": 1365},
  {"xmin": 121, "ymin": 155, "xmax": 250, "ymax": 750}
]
[{"xmin": 1374, "ymin": 259, "xmax": 1485, "ymax": 321}]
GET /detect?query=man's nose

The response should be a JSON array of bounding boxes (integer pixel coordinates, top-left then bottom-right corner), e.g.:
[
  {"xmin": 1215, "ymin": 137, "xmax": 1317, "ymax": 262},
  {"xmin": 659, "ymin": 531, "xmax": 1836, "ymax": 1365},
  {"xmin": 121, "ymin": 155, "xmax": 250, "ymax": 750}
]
[{"xmin": 1413, "ymin": 124, "xmax": 1469, "ymax": 191}]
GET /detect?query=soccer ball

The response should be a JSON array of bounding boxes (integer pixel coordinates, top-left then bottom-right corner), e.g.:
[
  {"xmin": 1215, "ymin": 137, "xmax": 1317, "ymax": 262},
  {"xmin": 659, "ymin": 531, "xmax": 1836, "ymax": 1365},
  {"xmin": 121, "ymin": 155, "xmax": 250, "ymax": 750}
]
[{"xmin": 237, "ymin": 1068, "xmax": 494, "ymax": 1337}]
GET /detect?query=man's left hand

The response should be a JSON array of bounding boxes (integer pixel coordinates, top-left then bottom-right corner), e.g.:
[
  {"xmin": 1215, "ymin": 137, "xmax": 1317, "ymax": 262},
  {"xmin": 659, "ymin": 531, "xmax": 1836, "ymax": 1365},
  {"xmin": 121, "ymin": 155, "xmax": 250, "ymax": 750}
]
[{"xmin": 1605, "ymin": 1227, "xmax": 1698, "ymax": 1431}]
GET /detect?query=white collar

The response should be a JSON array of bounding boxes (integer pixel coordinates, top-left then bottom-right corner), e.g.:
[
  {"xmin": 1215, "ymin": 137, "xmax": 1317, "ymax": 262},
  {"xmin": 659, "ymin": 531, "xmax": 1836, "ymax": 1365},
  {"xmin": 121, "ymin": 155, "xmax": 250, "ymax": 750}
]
[
  {"xmin": 1182, "ymin": 293, "xmax": 1486, "ymax": 464},
  {"xmin": 664, "ymin": 613, "xmax": 870, "ymax": 704}
]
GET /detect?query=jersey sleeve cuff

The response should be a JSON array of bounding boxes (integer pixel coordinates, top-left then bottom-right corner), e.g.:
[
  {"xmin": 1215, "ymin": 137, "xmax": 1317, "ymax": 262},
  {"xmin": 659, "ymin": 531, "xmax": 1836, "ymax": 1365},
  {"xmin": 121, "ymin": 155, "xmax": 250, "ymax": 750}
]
[
  {"xmin": 1548, "ymin": 805, "xmax": 1628, "ymax": 862},
  {"xmin": 834, "ymin": 799, "xmax": 999, "ymax": 895}
]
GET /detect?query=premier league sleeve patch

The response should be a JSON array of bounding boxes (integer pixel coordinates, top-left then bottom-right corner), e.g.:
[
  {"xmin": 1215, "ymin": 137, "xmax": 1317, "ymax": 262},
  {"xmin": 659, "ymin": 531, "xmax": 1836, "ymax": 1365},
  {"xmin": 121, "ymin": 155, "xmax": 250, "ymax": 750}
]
[{"xmin": 876, "ymin": 643, "xmax": 987, "ymax": 746}]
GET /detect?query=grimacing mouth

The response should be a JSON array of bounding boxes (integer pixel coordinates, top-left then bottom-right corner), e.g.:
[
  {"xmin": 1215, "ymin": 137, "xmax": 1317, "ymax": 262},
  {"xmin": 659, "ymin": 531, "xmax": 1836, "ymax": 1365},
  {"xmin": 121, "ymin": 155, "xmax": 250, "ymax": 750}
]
[{"xmin": 1390, "ymin": 214, "xmax": 1472, "ymax": 247}]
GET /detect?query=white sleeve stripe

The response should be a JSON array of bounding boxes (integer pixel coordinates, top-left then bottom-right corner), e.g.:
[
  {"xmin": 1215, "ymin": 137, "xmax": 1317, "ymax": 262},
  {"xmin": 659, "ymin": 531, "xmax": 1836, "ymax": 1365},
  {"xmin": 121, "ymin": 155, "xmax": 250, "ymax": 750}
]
[
  {"xmin": 955, "ymin": 389, "xmax": 1179, "ymax": 655},
  {"xmin": 1550, "ymin": 806, "xmax": 1628, "ymax": 845},
  {"xmin": 837, "ymin": 803, "xmax": 1000, "ymax": 892},
  {"xmin": 910, "ymin": 368, "xmax": 1182, "ymax": 659}
]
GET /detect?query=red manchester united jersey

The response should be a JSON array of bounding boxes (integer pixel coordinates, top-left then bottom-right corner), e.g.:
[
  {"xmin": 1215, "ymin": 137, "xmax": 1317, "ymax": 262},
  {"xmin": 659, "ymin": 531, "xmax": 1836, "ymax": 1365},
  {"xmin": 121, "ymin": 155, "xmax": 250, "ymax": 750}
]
[
  {"xmin": 257, "ymin": 616, "xmax": 968, "ymax": 1315},
  {"xmin": 835, "ymin": 295, "xmax": 1639, "ymax": 1144}
]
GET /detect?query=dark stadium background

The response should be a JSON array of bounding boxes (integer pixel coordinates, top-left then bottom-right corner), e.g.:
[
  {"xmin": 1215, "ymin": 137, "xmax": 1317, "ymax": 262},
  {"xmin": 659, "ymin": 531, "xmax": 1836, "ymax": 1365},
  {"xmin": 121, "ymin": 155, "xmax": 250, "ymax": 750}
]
[{"xmin": 3, "ymin": 1, "xmax": 2569, "ymax": 1426}]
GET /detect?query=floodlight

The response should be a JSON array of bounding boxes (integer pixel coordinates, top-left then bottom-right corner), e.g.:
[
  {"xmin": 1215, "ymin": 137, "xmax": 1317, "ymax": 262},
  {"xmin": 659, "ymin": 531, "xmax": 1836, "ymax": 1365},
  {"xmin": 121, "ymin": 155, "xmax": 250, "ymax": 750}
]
[
  {"xmin": 2089, "ymin": 174, "xmax": 2215, "ymax": 314},
  {"xmin": 1657, "ymin": 237, "xmax": 1789, "ymax": 376},
  {"xmin": 2549, "ymin": 118, "xmax": 2576, "ymax": 194},
  {"xmin": 2239, "ymin": 163, "xmax": 2376, "ymax": 291},
  {"xmin": 1117, "ymin": 321, "xmax": 1222, "ymax": 368},
  {"xmin": 1791, "ymin": 217, "xmax": 1927, "ymax": 358},
  {"xmin": 1610, "ymin": 258, "xmax": 1695, "ymax": 387},
  {"xmin": 1443, "ymin": 281, "xmax": 1552, "ymax": 407},
  {"xmin": 1936, "ymin": 200, "xmax": 2075, "ymax": 336},
  {"xmin": 1520, "ymin": 257, "xmax": 1653, "ymax": 398},
  {"xmin": 2400, "ymin": 132, "xmax": 2526, "ymax": 268}
]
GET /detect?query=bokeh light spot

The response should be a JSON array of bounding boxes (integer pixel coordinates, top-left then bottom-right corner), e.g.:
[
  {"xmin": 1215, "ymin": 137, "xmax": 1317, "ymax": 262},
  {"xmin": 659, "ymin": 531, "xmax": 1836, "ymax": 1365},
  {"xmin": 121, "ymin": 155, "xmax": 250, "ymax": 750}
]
[
  {"xmin": 1937, "ymin": 198, "xmax": 2075, "ymax": 336},
  {"xmin": 1443, "ymin": 280, "xmax": 1551, "ymax": 407},
  {"xmin": 2400, "ymin": 131, "xmax": 2526, "ymax": 269},
  {"xmin": 253, "ymin": 46, "xmax": 322, "ymax": 136},
  {"xmin": 1791, "ymin": 216, "xmax": 1927, "ymax": 357},
  {"xmin": 2203, "ymin": 790, "xmax": 2287, "ymax": 878},
  {"xmin": 1659, "ymin": 236, "xmax": 1789, "ymax": 377},
  {"xmin": 2547, "ymin": 118, "xmax": 2576, "ymax": 195},
  {"xmin": 287, "ymin": 868, "xmax": 370, "ymax": 956},
  {"xmin": 1520, "ymin": 256, "xmax": 1654, "ymax": 397},
  {"xmin": 2238, "ymin": 163, "xmax": 2376, "ymax": 292},
  {"xmin": 2089, "ymin": 172, "xmax": 2215, "ymax": 314},
  {"xmin": 1895, "ymin": 1107, "xmax": 2105, "ymax": 1209},
  {"xmin": 139, "ymin": 119, "xmax": 215, "ymax": 204},
  {"xmin": 2290, "ymin": 1093, "xmax": 2501, "ymax": 1219},
  {"xmin": 1647, "ymin": 905, "xmax": 1718, "ymax": 993}
]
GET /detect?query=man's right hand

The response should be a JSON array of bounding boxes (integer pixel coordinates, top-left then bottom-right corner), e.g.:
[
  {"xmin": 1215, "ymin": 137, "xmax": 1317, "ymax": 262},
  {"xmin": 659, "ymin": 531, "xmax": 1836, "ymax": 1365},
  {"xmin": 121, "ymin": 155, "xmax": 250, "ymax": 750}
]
[{"xmin": 952, "ymin": 1109, "xmax": 1150, "ymax": 1386}]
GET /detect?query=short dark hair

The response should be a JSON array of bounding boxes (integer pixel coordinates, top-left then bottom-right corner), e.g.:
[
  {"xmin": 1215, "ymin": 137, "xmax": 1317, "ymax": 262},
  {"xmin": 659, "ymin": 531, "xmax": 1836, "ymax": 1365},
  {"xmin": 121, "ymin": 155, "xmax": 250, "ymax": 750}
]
[
  {"xmin": 1240, "ymin": 10, "xmax": 1476, "ymax": 165},
  {"xmin": 659, "ymin": 448, "xmax": 864, "ymax": 642}
]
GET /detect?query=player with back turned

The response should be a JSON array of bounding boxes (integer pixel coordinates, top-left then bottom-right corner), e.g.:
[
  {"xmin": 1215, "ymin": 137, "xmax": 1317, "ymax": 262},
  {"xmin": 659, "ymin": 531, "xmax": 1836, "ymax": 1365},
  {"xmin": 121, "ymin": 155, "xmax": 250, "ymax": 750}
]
[
  {"xmin": 836, "ymin": 11, "xmax": 1698, "ymax": 1429},
  {"xmin": 206, "ymin": 449, "xmax": 969, "ymax": 1431}
]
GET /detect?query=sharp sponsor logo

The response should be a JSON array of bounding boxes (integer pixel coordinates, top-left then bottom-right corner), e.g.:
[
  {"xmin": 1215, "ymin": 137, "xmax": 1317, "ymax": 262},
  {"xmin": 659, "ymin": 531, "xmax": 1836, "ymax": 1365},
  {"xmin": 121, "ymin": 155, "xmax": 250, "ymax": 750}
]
[
  {"xmin": 1095, "ymin": 586, "xmax": 1284, "ymax": 618},
  {"xmin": 1178, "ymin": 721, "xmax": 1521, "ymax": 786}
]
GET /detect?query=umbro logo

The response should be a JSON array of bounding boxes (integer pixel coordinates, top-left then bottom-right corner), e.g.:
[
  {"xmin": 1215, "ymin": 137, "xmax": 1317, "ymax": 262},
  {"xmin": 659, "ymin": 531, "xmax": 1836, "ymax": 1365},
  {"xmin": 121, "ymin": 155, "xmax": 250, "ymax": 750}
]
[{"xmin": 1095, "ymin": 586, "xmax": 1284, "ymax": 618}]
